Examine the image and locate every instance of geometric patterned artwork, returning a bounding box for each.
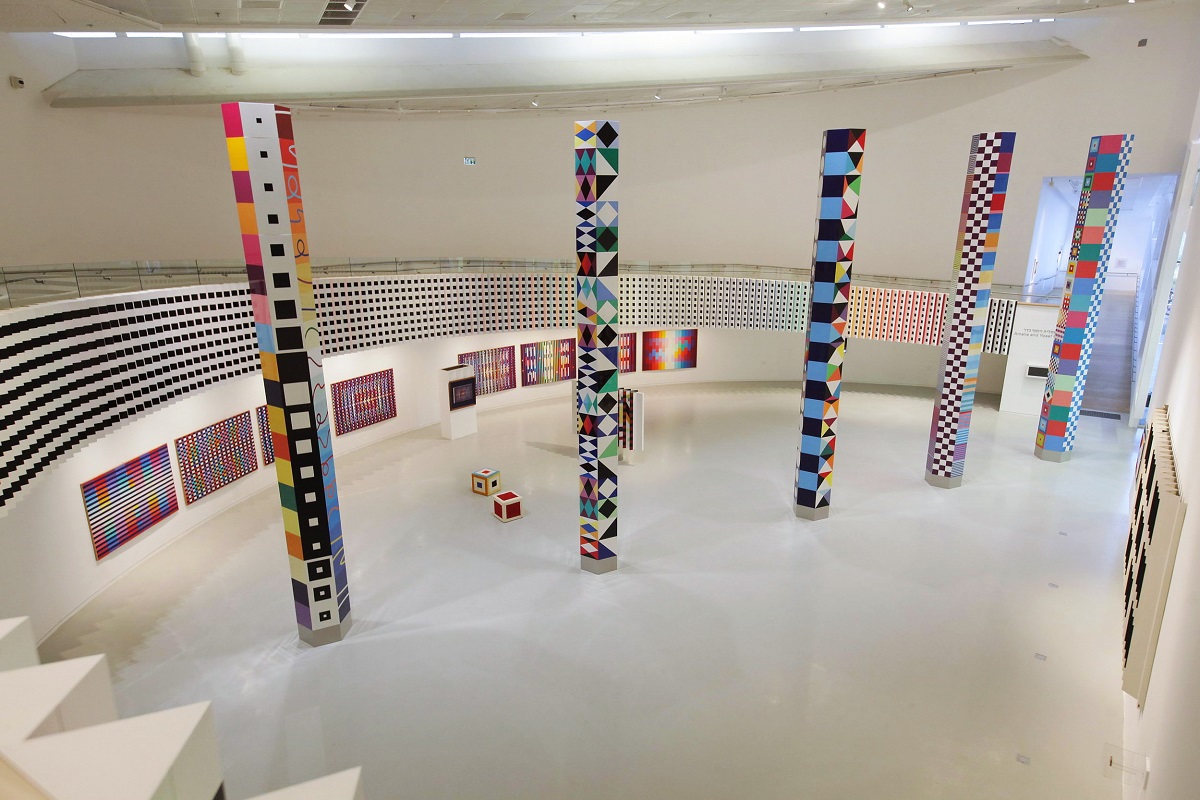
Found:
[1123,406,1187,707]
[845,286,947,345]
[794,128,865,520]
[222,101,351,647]
[331,369,397,435]
[617,331,638,373]
[256,404,275,465]
[642,329,698,370]
[1036,133,1134,461]
[81,444,178,561]
[927,131,1017,488]
[174,410,259,504]
[575,119,620,574]
[620,274,809,331]
[520,338,576,386]
[458,346,517,395]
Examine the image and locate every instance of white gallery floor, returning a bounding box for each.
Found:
[42,383,1138,800]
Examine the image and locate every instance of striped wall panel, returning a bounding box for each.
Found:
[81,444,178,560]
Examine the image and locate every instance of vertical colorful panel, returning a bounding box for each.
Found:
[222,102,351,646]
[256,404,275,465]
[845,286,946,346]
[575,119,620,574]
[175,410,259,504]
[926,132,1017,487]
[520,338,576,386]
[81,444,178,560]
[641,329,698,370]
[618,331,637,373]
[331,369,397,435]
[457,346,517,394]
[794,128,865,520]
[1036,134,1134,461]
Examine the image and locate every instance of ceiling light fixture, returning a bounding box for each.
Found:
[343,2,354,11]
[654,90,661,100]
[531,97,539,107]
[904,1,914,10]
[877,2,886,8]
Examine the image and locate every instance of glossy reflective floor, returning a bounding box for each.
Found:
[43,383,1137,800]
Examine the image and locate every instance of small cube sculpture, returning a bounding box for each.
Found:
[492,491,523,522]
[471,468,501,496]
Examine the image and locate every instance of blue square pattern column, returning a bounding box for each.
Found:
[795,128,865,521]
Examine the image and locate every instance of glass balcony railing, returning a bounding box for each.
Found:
[0,258,1059,310]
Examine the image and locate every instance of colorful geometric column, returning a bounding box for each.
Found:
[794,128,865,520]
[1035,134,1134,461]
[575,120,620,573]
[926,132,1017,488]
[222,102,351,646]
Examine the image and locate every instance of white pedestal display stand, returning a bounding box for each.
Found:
[441,365,478,440]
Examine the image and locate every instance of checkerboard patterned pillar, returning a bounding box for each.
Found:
[926,132,1016,488]
[795,128,865,520]
[1035,134,1134,462]
[575,120,620,573]
[222,103,351,645]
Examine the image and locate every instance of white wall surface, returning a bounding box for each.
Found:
[1125,124,1200,799]
[1,6,1199,289]
[1000,303,1059,415]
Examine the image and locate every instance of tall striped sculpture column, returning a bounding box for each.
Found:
[575,120,620,573]
[926,132,1017,488]
[222,103,351,645]
[795,128,865,520]
[1035,134,1134,462]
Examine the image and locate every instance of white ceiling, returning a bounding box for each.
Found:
[0,0,1151,31]
[4,0,1160,114]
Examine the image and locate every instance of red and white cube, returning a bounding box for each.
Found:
[492,491,523,522]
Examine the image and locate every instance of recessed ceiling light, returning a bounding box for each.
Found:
[654,91,661,100]
[877,1,886,8]
[343,2,354,10]
[531,97,539,107]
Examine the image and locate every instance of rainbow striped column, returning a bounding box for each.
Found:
[1035,134,1134,462]
[795,128,865,520]
[926,132,1016,488]
[575,120,620,574]
[222,103,351,646]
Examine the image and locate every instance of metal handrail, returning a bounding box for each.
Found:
[0,258,1058,310]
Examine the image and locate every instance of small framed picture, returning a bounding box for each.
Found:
[448,377,477,410]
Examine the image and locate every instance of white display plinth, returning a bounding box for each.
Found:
[0,655,118,744]
[999,303,1059,415]
[440,365,478,440]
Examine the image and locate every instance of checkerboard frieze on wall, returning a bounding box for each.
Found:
[794,128,865,521]
[576,119,620,575]
[222,101,351,647]
[926,131,1017,489]
[1035,133,1134,462]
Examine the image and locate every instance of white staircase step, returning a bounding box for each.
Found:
[0,655,118,744]
[1,702,222,800]
[244,768,364,800]
[0,618,38,671]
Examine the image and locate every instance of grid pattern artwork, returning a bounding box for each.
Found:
[175,411,258,504]
[982,297,1018,355]
[927,132,1017,484]
[521,338,576,386]
[794,128,865,518]
[1036,134,1135,459]
[223,101,350,646]
[81,444,178,560]
[845,286,946,345]
[575,119,620,572]
[0,286,257,511]
[331,369,397,435]
[0,273,1021,512]
[256,404,275,465]
[642,329,698,370]
[1123,406,1187,706]
[458,346,517,394]
[618,332,637,373]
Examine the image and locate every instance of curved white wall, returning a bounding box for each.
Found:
[1,6,1199,286]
